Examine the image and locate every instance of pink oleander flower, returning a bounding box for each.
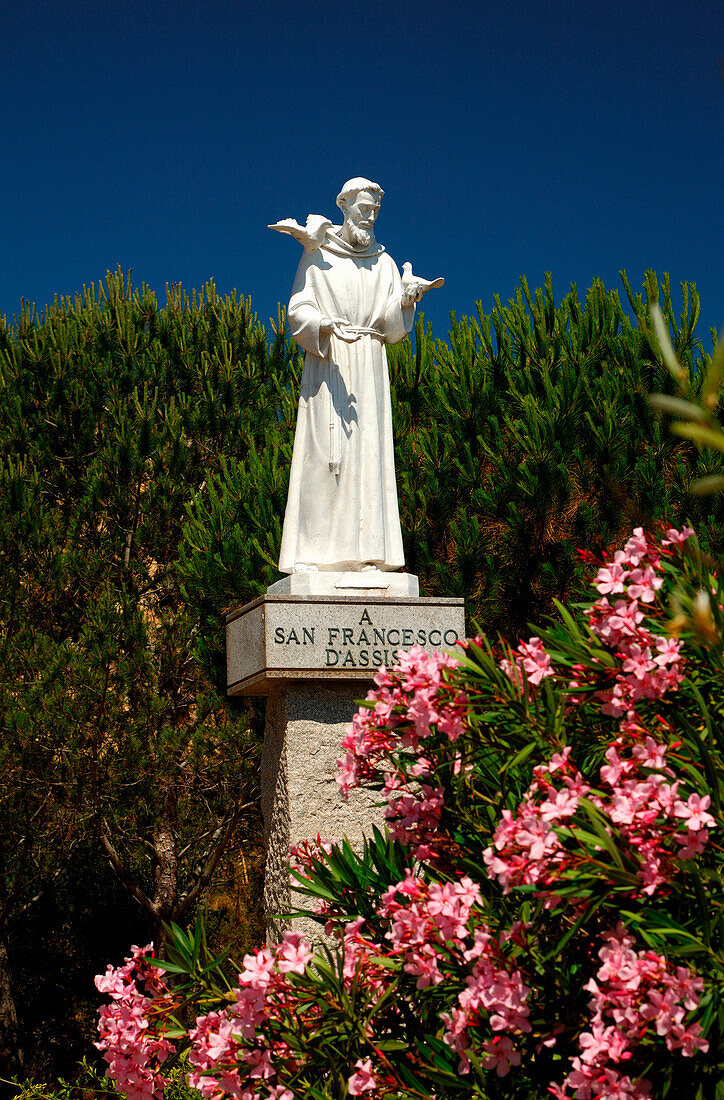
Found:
[661,525,695,547]
[239,946,275,990]
[501,635,555,689]
[348,1057,376,1094]
[380,875,532,1073]
[673,793,715,831]
[626,565,664,603]
[622,527,652,567]
[596,560,629,595]
[587,596,646,649]
[275,931,313,975]
[482,1034,521,1076]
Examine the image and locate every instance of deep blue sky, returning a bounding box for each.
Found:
[2,0,722,342]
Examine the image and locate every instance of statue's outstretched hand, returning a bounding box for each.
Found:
[401,261,445,307]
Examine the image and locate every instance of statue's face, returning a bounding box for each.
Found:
[341,189,381,248]
[345,190,380,232]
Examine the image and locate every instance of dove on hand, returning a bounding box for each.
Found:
[400,261,445,306]
[268,214,333,252]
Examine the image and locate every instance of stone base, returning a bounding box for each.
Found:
[261,682,383,943]
[227,591,467,942]
[267,570,419,597]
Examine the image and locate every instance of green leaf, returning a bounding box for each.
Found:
[671,421,724,454]
[542,891,609,961]
[691,474,724,495]
[501,741,538,773]
[145,957,195,976]
[571,801,625,871]
[647,394,710,422]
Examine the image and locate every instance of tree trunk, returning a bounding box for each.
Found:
[0,931,23,1074]
[152,787,178,953]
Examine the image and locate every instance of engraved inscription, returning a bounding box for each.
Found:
[269,605,461,671]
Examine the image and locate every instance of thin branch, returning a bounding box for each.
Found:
[175,800,257,918]
[123,475,143,569]
[98,827,156,916]
[178,827,215,861]
[13,861,67,919]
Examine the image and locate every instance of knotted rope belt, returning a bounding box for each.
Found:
[328,322,385,474]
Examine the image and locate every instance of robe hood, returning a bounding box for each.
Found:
[320,225,386,259]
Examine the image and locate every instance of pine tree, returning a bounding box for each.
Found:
[387,270,723,636]
[0,273,300,1068]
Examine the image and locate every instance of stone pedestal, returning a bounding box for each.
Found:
[260,682,383,942]
[226,590,465,938]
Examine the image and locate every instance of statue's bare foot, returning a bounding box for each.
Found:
[360,563,379,572]
[293,562,319,573]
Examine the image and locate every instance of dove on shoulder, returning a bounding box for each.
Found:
[268,215,333,252]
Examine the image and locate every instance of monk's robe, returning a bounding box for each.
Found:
[278,228,414,574]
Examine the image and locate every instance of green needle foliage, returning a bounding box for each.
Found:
[0,266,720,1078]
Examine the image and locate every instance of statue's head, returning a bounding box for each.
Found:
[336,177,384,249]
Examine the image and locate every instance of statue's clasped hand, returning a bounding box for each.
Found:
[320,317,365,343]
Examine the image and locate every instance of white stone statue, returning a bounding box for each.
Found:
[269,178,444,583]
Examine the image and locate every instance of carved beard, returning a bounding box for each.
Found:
[348,223,372,249]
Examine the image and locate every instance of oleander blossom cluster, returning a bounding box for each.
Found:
[188,933,312,1100]
[288,834,333,875]
[327,916,394,999]
[500,527,687,718]
[483,747,591,898]
[337,645,466,791]
[488,526,714,901]
[586,527,689,717]
[551,925,708,1099]
[500,635,555,690]
[376,872,531,1074]
[94,944,175,1100]
[337,645,467,858]
[483,730,716,899]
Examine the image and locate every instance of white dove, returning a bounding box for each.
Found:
[401,261,445,304]
[268,214,333,252]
